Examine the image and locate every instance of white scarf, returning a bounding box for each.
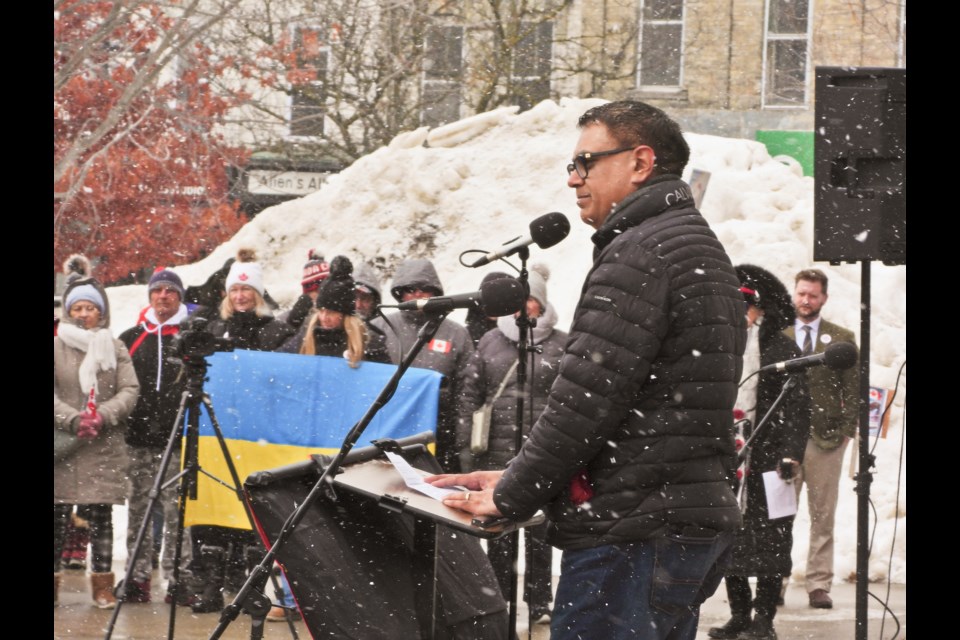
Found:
[496,302,559,345]
[58,322,117,398]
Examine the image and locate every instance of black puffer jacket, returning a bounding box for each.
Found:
[494,176,746,550]
[207,311,294,352]
[457,304,568,471]
[305,325,391,364]
[119,306,189,448]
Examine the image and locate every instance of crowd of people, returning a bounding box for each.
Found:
[54,99,861,640]
[53,243,557,622]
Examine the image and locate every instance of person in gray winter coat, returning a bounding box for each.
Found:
[370,258,474,472]
[55,276,140,608]
[352,261,382,321]
[457,264,565,621]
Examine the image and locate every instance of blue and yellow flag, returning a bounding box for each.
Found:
[183,350,442,528]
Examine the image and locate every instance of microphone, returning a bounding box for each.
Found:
[468,212,571,268]
[758,341,858,373]
[394,276,526,316]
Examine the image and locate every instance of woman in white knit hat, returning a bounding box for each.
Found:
[190,248,295,614]
[206,248,294,352]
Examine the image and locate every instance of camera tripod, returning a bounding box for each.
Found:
[104,349,297,640]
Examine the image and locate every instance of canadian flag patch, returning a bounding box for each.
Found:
[428,339,452,354]
[238,273,249,281]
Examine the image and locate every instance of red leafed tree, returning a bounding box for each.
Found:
[54,0,247,284]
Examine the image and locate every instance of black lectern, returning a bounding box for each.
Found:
[245,435,542,639]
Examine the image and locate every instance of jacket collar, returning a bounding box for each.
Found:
[590,174,693,251]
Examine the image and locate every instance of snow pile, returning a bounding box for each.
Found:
[107,98,905,583]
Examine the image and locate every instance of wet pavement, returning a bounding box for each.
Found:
[54,562,905,639]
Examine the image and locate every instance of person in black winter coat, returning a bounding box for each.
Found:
[708,264,812,640]
[457,264,565,621]
[298,256,390,365]
[277,249,329,331]
[429,101,745,640]
[205,249,294,351]
[185,255,281,324]
[118,268,195,604]
[191,248,294,613]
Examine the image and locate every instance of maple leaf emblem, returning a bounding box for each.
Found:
[239,273,249,281]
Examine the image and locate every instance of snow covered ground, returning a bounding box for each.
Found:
[106,98,905,585]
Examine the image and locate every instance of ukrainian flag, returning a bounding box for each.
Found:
[183,349,442,528]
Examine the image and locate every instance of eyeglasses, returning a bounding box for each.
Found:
[566,147,636,179]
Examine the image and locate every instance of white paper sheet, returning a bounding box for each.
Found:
[762,470,798,519]
[384,451,465,501]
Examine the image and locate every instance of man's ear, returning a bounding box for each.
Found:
[630,145,657,186]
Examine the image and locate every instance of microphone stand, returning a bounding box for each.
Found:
[505,247,533,640]
[738,374,803,466]
[207,312,450,640]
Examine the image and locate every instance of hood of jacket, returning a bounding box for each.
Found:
[353,262,383,304]
[389,259,444,301]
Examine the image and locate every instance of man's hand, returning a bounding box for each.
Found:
[425,470,506,517]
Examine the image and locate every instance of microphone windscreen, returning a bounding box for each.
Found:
[530,212,571,249]
[479,277,526,317]
[824,341,858,370]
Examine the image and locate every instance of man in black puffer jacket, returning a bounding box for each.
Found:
[429,101,746,640]
[119,268,194,604]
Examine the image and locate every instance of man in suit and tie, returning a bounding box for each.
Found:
[784,268,859,609]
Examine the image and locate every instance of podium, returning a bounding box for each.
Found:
[244,435,542,639]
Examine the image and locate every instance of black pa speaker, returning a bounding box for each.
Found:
[814,66,906,265]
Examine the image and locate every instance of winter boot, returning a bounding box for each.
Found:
[707,614,751,639]
[60,520,77,567]
[739,613,778,640]
[90,572,118,609]
[708,576,753,639]
[117,576,151,603]
[165,579,200,607]
[266,605,302,622]
[54,573,62,607]
[190,545,226,614]
[63,514,91,570]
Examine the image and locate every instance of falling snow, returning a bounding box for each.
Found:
[103,98,904,584]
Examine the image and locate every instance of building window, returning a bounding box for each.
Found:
[763,0,811,107]
[637,0,684,89]
[509,21,553,111]
[421,25,463,127]
[289,26,328,137]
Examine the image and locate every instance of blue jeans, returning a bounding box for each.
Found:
[551,531,733,640]
[277,571,295,607]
